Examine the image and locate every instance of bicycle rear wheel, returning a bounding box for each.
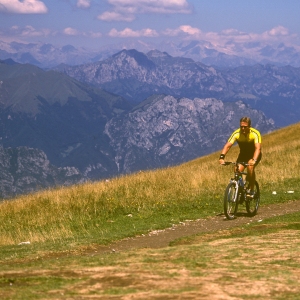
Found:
[246,181,260,216]
[224,182,239,220]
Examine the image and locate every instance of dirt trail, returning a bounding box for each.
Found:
[102,200,300,253]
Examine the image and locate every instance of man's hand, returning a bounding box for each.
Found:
[219,153,226,165]
[219,159,225,165]
[248,158,256,166]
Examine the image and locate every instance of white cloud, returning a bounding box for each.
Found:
[178,25,201,35]
[63,27,103,38]
[98,11,135,22]
[162,25,202,37]
[267,25,289,36]
[0,0,48,14]
[98,0,191,22]
[63,27,80,36]
[21,25,51,37]
[4,25,51,38]
[217,26,294,44]
[165,25,247,42]
[77,0,91,9]
[160,25,300,50]
[108,27,158,38]
[1,24,102,41]
[106,25,297,47]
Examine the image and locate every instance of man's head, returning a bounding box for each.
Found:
[240,116,251,126]
[240,116,251,135]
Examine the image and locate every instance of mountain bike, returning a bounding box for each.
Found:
[222,162,260,220]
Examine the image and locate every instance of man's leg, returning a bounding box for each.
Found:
[247,165,255,191]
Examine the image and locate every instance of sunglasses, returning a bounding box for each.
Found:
[240,126,249,129]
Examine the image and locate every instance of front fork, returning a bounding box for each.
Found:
[230,180,240,203]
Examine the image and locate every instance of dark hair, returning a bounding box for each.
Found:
[240,116,251,126]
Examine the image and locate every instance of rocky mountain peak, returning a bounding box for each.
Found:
[112,49,156,70]
[105,94,275,174]
[147,49,171,58]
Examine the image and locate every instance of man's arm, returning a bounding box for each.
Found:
[251,143,261,165]
[219,142,233,164]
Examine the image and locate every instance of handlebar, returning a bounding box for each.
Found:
[221,161,250,166]
[221,161,249,178]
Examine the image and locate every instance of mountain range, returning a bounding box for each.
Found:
[1,39,300,69]
[57,49,300,127]
[105,95,274,174]
[0,59,131,184]
[0,56,276,197]
[0,145,84,198]
[1,40,300,197]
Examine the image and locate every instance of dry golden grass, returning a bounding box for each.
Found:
[0,122,299,246]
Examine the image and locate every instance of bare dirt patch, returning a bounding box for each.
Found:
[56,225,300,299]
[2,200,300,299]
[103,200,300,253]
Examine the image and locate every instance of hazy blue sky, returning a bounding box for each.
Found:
[1,0,300,49]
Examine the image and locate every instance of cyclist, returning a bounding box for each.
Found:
[219,116,262,198]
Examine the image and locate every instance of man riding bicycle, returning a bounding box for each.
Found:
[219,116,262,198]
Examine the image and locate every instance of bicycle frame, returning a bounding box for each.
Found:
[225,161,248,191]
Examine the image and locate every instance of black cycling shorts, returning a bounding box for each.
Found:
[237,152,262,165]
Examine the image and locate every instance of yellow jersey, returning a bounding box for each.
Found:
[228,127,261,156]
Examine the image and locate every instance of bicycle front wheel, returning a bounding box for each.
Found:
[246,181,260,216]
[224,182,239,220]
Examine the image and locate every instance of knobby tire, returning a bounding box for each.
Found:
[245,180,260,216]
[224,182,239,220]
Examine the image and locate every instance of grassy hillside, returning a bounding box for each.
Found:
[1,122,300,299]
[0,122,299,248]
